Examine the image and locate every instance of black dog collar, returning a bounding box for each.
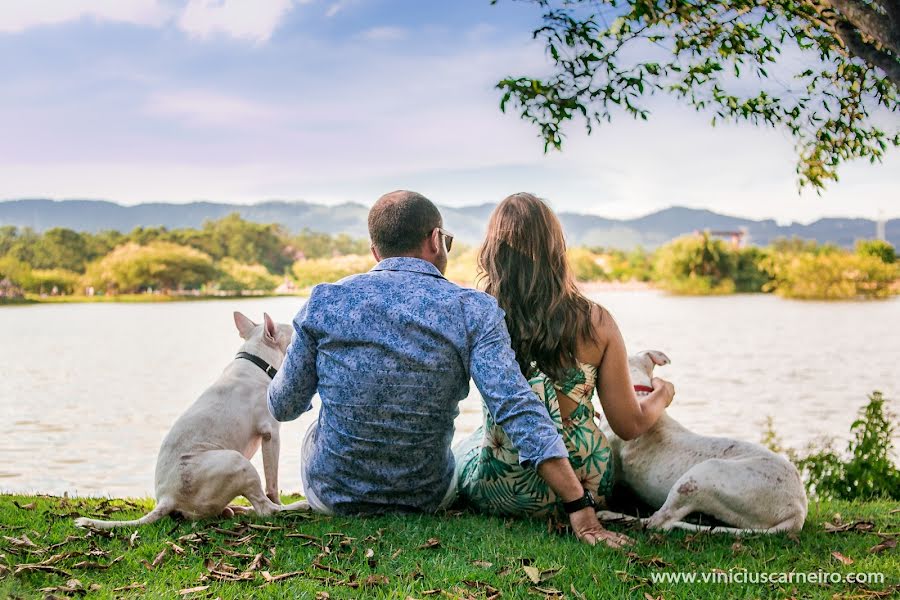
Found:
[235,352,278,379]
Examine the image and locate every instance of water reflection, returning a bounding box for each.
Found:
[1,292,897,497]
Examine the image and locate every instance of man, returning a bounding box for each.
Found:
[268,190,617,545]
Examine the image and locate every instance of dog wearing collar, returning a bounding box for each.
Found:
[75,312,309,529]
[598,350,807,534]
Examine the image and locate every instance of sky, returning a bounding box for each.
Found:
[0,0,897,225]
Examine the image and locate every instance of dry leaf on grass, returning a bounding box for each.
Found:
[3,534,38,549]
[868,539,897,554]
[178,584,210,596]
[72,555,124,570]
[626,551,670,568]
[260,570,304,583]
[248,524,283,531]
[142,548,168,570]
[417,538,442,550]
[824,520,875,533]
[13,563,71,577]
[831,551,854,565]
[112,582,146,592]
[531,585,564,598]
[472,559,493,568]
[166,541,186,555]
[363,574,389,586]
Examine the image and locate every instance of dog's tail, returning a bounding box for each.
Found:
[597,510,800,536]
[74,499,174,530]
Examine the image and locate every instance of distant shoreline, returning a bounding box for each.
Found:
[1,281,658,306]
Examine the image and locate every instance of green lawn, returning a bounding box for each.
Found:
[1,495,897,599]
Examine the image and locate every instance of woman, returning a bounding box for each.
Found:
[454,193,675,517]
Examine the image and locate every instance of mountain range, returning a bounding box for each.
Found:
[0,199,895,250]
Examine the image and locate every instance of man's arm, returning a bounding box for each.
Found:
[267,296,319,422]
[468,301,619,546]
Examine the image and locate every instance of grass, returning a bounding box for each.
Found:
[0,495,897,599]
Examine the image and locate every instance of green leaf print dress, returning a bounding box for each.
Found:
[453,361,614,517]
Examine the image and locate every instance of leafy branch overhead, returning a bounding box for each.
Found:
[494,0,899,190]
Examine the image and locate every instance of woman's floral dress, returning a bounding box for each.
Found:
[454,362,614,517]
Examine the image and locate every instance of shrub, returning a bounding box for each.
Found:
[216,259,280,292]
[567,248,607,282]
[762,252,897,299]
[856,239,896,264]
[794,392,900,501]
[82,242,216,294]
[733,247,772,293]
[22,268,80,295]
[291,255,376,288]
[653,233,738,294]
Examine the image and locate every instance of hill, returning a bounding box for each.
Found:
[0,199,895,249]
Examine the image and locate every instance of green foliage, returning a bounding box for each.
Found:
[761,250,898,299]
[292,255,376,288]
[733,246,773,293]
[22,268,81,295]
[0,255,32,287]
[566,247,608,281]
[495,0,898,190]
[795,392,900,501]
[856,239,896,264]
[290,229,370,259]
[216,258,281,292]
[653,233,740,294]
[82,242,217,294]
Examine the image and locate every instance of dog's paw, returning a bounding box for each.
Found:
[73,517,92,529]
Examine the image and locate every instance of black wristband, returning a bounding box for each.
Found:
[563,489,597,514]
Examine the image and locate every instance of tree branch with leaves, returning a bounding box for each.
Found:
[494,0,899,190]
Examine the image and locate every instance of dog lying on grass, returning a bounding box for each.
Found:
[75,312,309,529]
[598,350,808,534]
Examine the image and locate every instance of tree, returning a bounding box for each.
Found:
[83,242,216,294]
[653,232,739,293]
[494,0,899,189]
[856,238,896,262]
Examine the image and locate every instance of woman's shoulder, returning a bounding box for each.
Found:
[578,302,616,364]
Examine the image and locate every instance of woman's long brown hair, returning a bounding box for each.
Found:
[478,193,599,381]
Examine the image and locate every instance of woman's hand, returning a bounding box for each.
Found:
[569,507,633,548]
[652,377,675,407]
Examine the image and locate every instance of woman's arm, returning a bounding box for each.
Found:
[592,308,674,440]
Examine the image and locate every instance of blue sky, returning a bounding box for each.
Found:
[0,0,896,224]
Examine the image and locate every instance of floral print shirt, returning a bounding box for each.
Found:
[267,257,568,515]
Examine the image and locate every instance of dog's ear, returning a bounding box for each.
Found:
[645,350,671,366]
[234,312,257,339]
[263,313,278,344]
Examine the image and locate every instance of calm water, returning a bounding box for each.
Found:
[1,292,897,498]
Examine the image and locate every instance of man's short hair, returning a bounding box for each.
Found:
[368,191,442,257]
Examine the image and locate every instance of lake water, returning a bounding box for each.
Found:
[1,292,897,498]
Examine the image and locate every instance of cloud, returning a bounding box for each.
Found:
[357,26,407,42]
[177,0,297,43]
[325,0,362,18]
[0,0,171,32]
[143,89,281,126]
[0,0,304,42]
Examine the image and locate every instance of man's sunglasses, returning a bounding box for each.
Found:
[436,227,454,253]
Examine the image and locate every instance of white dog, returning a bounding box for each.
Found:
[598,351,807,534]
[75,312,309,529]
